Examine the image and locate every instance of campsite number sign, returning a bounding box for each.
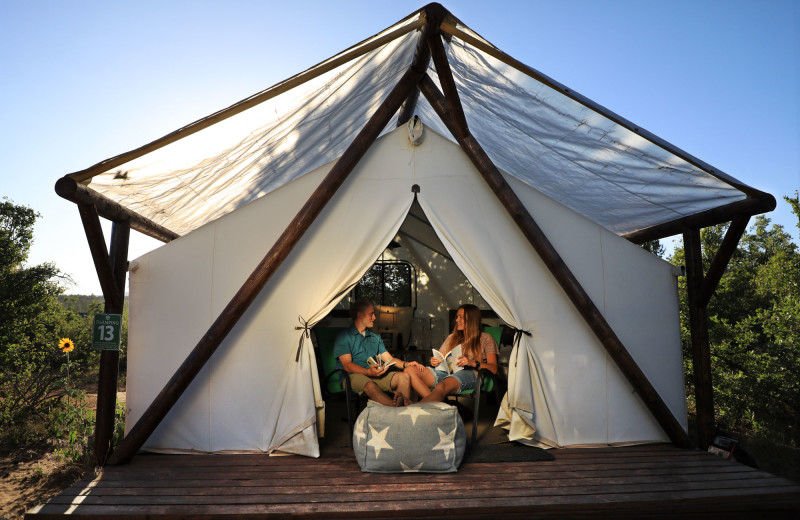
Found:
[92,313,122,351]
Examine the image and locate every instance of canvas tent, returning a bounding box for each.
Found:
[55,3,775,463]
[124,127,687,456]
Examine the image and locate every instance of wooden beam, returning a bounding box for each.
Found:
[419,72,691,448]
[77,204,121,310]
[428,30,468,140]
[396,5,443,126]
[107,66,423,465]
[94,219,129,465]
[683,227,715,449]
[57,177,179,243]
[698,215,749,308]
[439,20,772,202]
[623,197,774,244]
[67,16,426,183]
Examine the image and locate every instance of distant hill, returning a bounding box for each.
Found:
[59,294,130,314]
[58,294,105,313]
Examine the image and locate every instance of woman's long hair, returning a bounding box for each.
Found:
[444,304,483,362]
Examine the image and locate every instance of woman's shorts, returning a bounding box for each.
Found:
[429,367,477,392]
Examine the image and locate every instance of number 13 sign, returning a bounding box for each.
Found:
[92,314,122,351]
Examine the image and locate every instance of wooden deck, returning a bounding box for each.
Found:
[27,444,800,518]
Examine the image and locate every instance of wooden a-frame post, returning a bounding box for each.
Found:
[421,29,692,447]
[105,49,438,465]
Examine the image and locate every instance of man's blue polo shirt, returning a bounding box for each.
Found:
[333,325,387,371]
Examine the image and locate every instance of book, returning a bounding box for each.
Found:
[366,356,397,370]
[431,344,464,374]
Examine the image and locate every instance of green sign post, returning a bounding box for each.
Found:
[92,313,122,351]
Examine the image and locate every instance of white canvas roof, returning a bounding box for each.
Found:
[72,6,763,238]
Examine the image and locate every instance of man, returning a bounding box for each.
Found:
[334,300,418,406]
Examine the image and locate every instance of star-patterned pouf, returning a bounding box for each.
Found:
[353,400,466,473]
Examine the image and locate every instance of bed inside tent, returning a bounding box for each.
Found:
[124,125,687,458]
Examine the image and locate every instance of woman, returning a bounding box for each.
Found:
[404,304,498,403]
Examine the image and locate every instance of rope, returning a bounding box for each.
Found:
[294,315,311,362]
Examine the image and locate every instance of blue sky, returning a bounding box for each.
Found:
[2,0,798,294]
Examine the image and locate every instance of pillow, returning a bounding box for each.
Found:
[353,401,466,473]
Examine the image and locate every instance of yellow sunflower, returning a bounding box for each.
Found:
[58,338,75,353]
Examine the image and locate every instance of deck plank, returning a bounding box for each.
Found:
[26,445,800,519]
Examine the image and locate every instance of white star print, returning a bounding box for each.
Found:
[367,425,393,458]
[430,401,452,411]
[431,426,457,461]
[353,417,367,446]
[400,461,424,472]
[398,406,431,426]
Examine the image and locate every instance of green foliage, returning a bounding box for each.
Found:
[0,200,69,431]
[0,200,130,443]
[671,198,800,446]
[49,389,95,464]
[57,294,105,314]
[113,400,126,448]
[639,239,666,258]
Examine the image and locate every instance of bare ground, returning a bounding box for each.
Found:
[0,391,125,519]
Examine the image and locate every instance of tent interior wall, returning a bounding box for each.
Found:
[53,3,777,465]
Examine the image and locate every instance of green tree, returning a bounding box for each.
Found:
[639,239,666,258]
[0,200,93,441]
[671,196,800,445]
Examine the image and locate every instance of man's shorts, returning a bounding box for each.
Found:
[348,371,396,395]
[428,367,478,392]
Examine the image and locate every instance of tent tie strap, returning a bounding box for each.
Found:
[511,327,532,367]
[294,315,312,362]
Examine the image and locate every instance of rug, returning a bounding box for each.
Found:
[464,441,554,463]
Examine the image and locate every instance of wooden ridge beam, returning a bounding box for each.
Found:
[699,215,749,308]
[67,15,426,183]
[77,204,122,310]
[396,4,444,126]
[94,220,130,465]
[56,177,179,243]
[419,70,691,448]
[107,65,423,465]
[623,197,774,244]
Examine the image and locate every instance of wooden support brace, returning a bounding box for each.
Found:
[683,227,715,449]
[107,66,423,465]
[623,198,773,244]
[699,215,750,308]
[419,71,691,448]
[77,205,122,310]
[58,177,179,243]
[94,220,129,465]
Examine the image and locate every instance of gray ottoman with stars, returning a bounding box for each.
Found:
[352,400,466,473]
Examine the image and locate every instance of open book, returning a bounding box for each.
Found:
[431,345,464,374]
[366,356,396,370]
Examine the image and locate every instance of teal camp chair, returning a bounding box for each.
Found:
[450,325,502,444]
[314,326,363,443]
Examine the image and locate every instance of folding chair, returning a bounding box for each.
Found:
[313,326,365,444]
[448,325,503,444]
